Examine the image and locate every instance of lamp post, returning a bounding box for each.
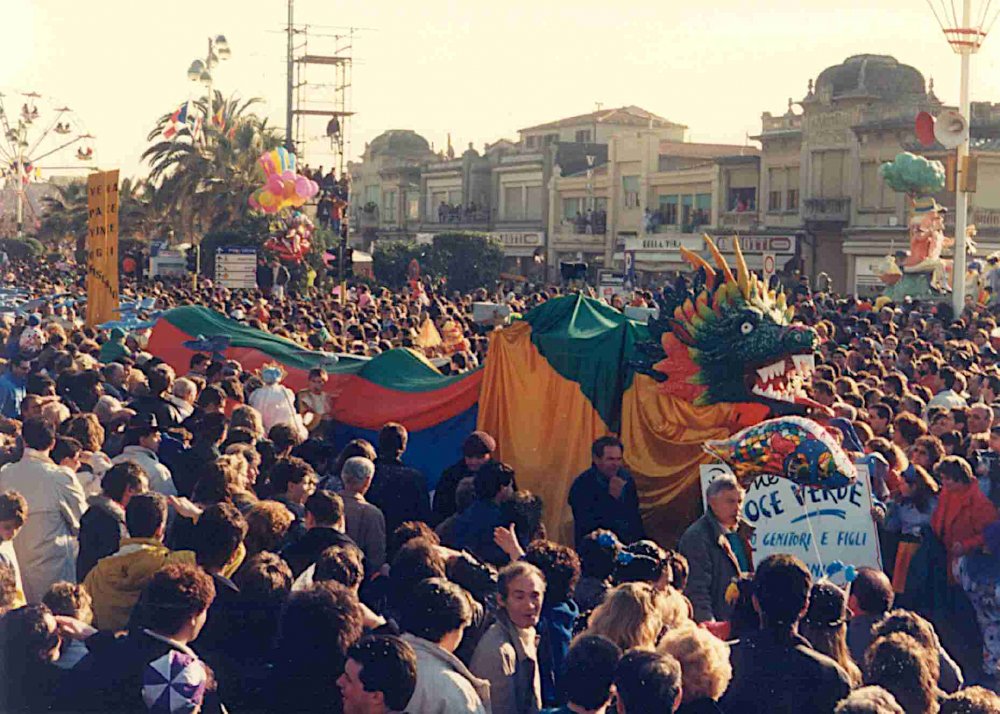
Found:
[184,34,230,289]
[186,34,231,126]
[926,0,997,314]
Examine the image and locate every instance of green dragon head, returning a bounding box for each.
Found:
[635,235,819,410]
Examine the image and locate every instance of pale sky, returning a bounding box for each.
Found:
[7,0,1000,181]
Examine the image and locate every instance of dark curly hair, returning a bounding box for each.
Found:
[525,540,580,604]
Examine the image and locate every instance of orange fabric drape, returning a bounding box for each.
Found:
[621,374,745,545]
[478,322,609,545]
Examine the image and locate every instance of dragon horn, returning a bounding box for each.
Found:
[731,234,751,298]
[702,234,734,283]
[680,246,716,282]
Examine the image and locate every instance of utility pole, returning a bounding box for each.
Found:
[285,0,295,152]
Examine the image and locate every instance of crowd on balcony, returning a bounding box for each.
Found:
[642,207,711,234]
[437,202,490,224]
[571,209,608,234]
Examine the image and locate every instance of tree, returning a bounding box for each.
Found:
[372,241,427,287]
[428,232,503,293]
[142,92,282,242]
[35,181,88,250]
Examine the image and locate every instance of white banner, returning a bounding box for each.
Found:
[699,463,881,585]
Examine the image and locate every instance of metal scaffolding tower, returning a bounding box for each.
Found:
[287,18,356,176]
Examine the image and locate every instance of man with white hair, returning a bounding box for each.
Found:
[678,473,754,623]
[340,456,386,571]
[168,377,198,421]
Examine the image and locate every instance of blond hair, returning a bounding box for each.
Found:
[658,585,691,631]
[583,582,665,651]
[658,624,732,702]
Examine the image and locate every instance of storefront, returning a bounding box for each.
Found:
[621,234,705,283]
[710,234,800,275]
[491,231,546,278]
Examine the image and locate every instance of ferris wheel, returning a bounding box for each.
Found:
[0,89,98,236]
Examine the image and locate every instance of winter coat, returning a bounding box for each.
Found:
[342,492,387,571]
[678,510,754,622]
[403,633,491,714]
[113,445,177,497]
[0,449,87,602]
[83,537,196,631]
[537,600,579,707]
[568,466,644,547]
[470,610,541,714]
[369,456,431,536]
[55,628,225,712]
[77,494,127,581]
[932,483,999,582]
[279,526,357,577]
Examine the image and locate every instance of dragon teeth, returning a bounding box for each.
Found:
[792,354,815,375]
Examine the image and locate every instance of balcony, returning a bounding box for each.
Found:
[718,211,759,230]
[804,197,850,223]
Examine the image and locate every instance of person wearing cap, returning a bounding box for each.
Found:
[98,327,130,365]
[433,431,497,525]
[111,413,177,497]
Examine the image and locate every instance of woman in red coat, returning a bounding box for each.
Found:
[932,456,1000,581]
[931,455,999,681]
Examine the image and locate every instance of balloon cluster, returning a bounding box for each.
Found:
[263,211,313,263]
[248,147,319,214]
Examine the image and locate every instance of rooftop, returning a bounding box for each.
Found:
[519,105,687,132]
[658,140,759,158]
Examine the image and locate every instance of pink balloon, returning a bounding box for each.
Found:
[294,176,311,197]
[266,174,283,194]
[281,170,296,182]
[309,180,319,196]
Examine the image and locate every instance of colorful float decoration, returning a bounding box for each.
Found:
[248,147,320,215]
[704,415,858,489]
[263,211,314,264]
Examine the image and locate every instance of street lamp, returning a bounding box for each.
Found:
[926,0,999,314]
[187,34,231,121]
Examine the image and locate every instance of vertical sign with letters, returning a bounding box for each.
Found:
[86,170,120,327]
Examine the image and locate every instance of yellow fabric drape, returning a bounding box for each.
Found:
[478,322,609,545]
[415,319,443,349]
[621,374,741,545]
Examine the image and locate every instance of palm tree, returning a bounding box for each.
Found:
[142,92,282,241]
[36,181,89,249]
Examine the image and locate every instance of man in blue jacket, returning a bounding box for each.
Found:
[568,436,644,547]
[450,461,515,566]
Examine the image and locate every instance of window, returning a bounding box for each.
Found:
[787,167,800,211]
[544,134,560,147]
[575,129,592,143]
[525,186,543,219]
[525,136,536,149]
[768,167,785,213]
[563,197,583,220]
[504,186,523,220]
[860,161,879,209]
[681,195,694,232]
[364,185,379,206]
[382,190,396,222]
[623,175,640,209]
[430,191,447,221]
[694,193,711,228]
[816,150,847,198]
[406,191,420,220]
[727,188,756,212]
[658,195,678,225]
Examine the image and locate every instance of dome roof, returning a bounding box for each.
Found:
[366,129,432,159]
[815,55,926,102]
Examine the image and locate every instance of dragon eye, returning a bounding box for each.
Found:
[741,321,755,335]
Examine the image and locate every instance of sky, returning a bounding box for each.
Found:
[7,0,1000,181]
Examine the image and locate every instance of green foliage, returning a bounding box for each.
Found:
[880,152,946,195]
[372,241,428,287]
[0,237,44,260]
[142,92,283,241]
[428,232,503,293]
[304,226,339,274]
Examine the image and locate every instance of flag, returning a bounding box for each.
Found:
[163,102,189,139]
[192,116,204,142]
[212,106,224,128]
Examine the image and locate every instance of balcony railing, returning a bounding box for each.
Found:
[803,197,850,223]
[718,211,759,229]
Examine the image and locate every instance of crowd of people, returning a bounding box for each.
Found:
[2,251,1000,713]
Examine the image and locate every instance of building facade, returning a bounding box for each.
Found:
[754,54,1000,296]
